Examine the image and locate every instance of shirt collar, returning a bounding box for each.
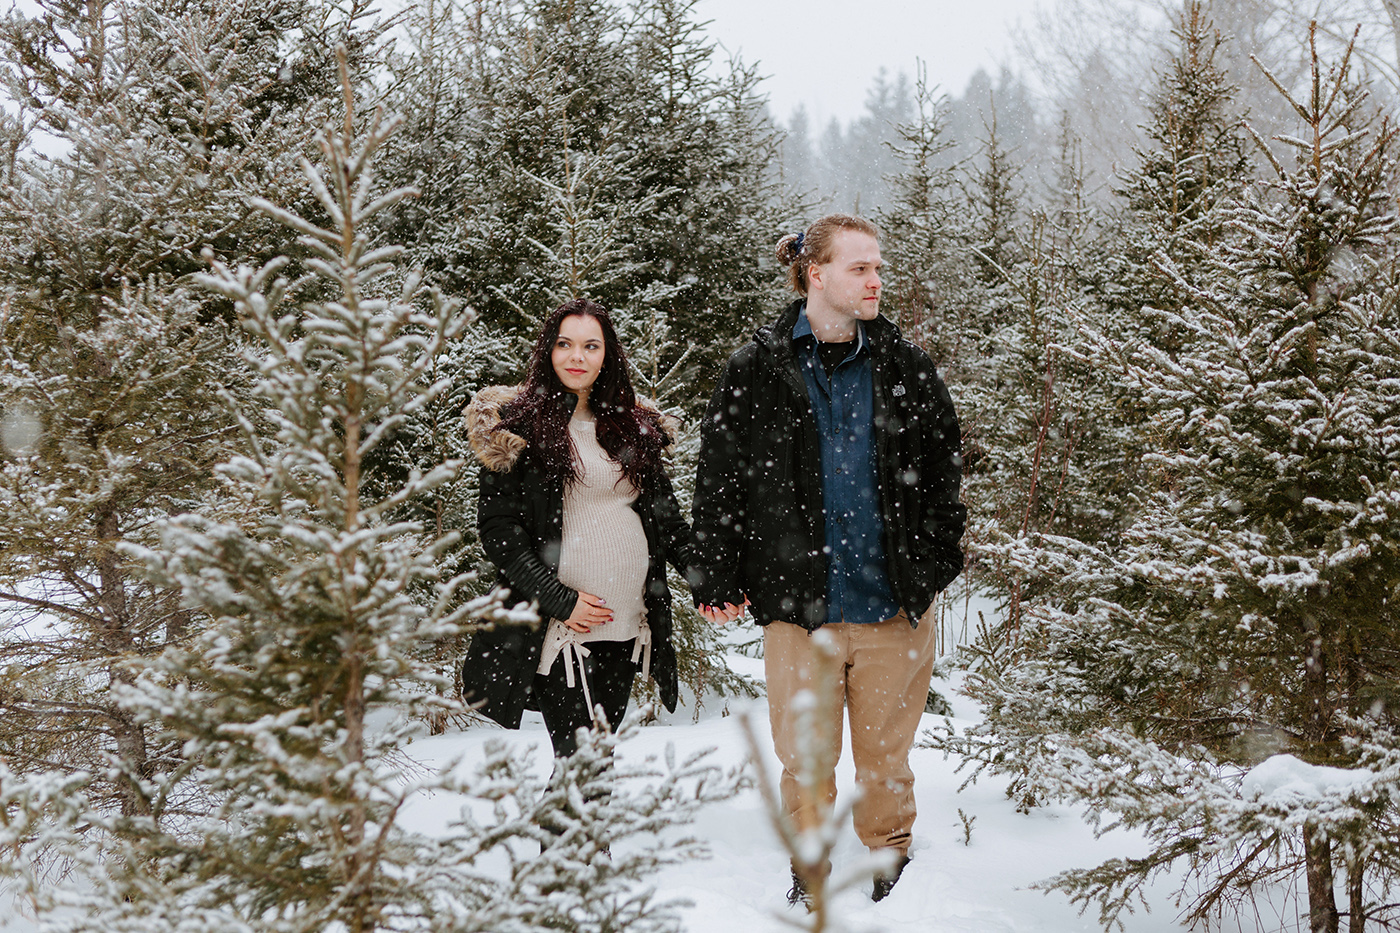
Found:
[792,304,866,352]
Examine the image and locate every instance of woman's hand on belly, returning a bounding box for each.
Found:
[563,590,613,632]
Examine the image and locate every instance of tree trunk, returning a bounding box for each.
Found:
[1349,857,1365,933]
[1381,0,1400,91]
[112,707,152,818]
[1304,825,1340,933]
[95,508,131,652]
[97,507,152,817]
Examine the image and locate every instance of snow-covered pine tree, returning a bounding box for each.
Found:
[378,0,784,407]
[0,0,382,307]
[943,67,1044,183]
[109,69,477,932]
[937,25,1400,932]
[965,98,1023,293]
[1102,2,1253,331]
[875,65,968,356]
[960,172,1125,627]
[373,0,778,709]
[0,0,377,821]
[0,60,742,933]
[379,0,631,335]
[928,3,1252,807]
[356,327,517,731]
[1052,2,1258,565]
[624,0,789,389]
[877,66,1120,636]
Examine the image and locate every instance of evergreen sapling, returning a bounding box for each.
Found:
[933,25,1400,932]
[1,57,742,933]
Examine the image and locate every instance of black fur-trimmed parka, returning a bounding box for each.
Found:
[460,385,700,727]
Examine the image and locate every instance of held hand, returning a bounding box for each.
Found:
[726,597,750,622]
[564,591,612,633]
[699,596,748,625]
[698,604,726,625]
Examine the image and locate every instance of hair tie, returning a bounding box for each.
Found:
[793,232,805,256]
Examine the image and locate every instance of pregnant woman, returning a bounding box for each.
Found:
[461,298,699,757]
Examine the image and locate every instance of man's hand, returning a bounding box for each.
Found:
[564,591,612,633]
[698,598,748,625]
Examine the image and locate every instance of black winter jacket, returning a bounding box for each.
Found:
[460,385,699,727]
[692,301,966,629]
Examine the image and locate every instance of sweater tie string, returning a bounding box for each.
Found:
[631,622,652,681]
[560,638,595,715]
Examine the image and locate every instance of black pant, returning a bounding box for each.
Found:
[532,639,638,757]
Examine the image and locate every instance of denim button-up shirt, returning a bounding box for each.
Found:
[793,308,901,625]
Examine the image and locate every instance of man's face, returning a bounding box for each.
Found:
[810,230,883,321]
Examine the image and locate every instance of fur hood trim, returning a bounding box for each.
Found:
[465,384,682,472]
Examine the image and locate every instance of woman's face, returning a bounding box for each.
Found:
[551,313,607,398]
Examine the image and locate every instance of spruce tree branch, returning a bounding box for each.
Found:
[1318,25,1360,120]
[0,590,107,629]
[1250,55,1311,124]
[250,195,342,245]
[1183,833,1280,925]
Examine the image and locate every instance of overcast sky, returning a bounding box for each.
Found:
[695,0,1045,126]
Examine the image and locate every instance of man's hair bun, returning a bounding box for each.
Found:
[776,232,803,266]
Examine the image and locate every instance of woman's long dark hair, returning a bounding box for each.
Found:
[496,299,667,490]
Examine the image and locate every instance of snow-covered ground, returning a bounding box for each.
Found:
[389,664,1189,933]
[1,598,1196,932]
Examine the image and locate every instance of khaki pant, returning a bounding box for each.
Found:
[763,610,937,854]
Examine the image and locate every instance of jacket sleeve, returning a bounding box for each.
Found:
[691,350,752,607]
[915,354,968,596]
[477,462,579,622]
[651,468,704,589]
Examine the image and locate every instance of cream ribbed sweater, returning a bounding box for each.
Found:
[536,415,650,679]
